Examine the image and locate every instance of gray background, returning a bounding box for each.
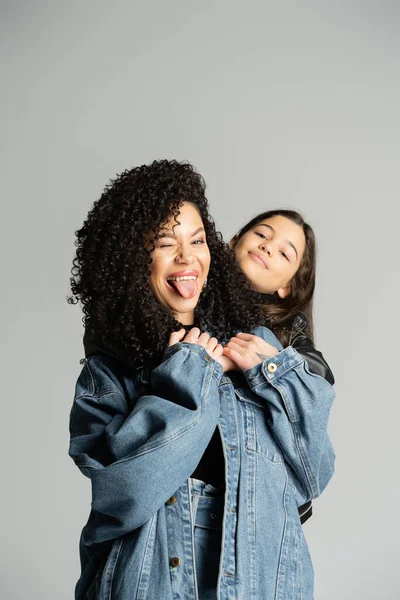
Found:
[1,1,399,598]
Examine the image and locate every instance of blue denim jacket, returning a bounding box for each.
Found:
[69,326,335,599]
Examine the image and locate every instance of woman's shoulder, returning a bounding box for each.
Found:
[74,354,144,400]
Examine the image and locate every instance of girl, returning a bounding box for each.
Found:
[228,209,335,523]
[68,161,334,599]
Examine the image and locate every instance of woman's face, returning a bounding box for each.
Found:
[231,215,306,296]
[148,202,211,325]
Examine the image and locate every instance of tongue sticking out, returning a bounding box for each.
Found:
[169,279,199,299]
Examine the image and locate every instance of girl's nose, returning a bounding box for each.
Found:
[260,241,273,256]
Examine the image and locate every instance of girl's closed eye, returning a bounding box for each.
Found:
[192,238,206,245]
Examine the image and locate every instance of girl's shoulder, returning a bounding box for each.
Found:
[290,312,309,333]
[285,313,312,348]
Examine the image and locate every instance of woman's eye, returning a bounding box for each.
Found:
[192,239,206,245]
[280,251,289,261]
[255,232,267,240]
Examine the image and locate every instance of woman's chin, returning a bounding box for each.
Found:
[167,295,200,321]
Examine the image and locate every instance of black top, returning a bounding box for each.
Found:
[191,427,225,488]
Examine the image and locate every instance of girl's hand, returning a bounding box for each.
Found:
[216,354,239,373]
[168,328,224,361]
[222,333,279,371]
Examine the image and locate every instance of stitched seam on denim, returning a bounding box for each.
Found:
[108,539,124,600]
[219,392,238,581]
[247,411,257,600]
[74,389,125,402]
[234,390,264,408]
[79,420,202,468]
[248,379,296,423]
[274,383,316,498]
[293,524,299,600]
[188,479,200,600]
[136,515,157,600]
[86,360,96,395]
[260,356,305,383]
[274,470,289,600]
[246,446,286,464]
[216,424,225,599]
[75,359,127,400]
[73,419,202,470]
[293,422,318,498]
[75,360,96,397]
[164,342,216,363]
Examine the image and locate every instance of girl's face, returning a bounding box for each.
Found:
[148,202,211,325]
[231,215,306,297]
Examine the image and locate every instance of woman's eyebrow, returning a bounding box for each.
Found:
[258,223,298,259]
[157,226,205,239]
[191,227,205,237]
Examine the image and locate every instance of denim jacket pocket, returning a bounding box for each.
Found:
[235,389,285,463]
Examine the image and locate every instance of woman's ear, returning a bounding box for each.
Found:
[229,234,239,249]
[277,285,291,299]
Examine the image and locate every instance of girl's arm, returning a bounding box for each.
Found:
[69,342,223,548]
[289,314,335,385]
[226,326,335,504]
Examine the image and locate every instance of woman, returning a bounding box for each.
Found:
[227,209,335,523]
[68,160,335,599]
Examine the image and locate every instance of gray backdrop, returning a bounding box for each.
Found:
[2,1,399,598]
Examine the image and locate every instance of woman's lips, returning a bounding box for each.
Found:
[166,270,200,299]
[167,269,199,278]
[248,251,268,268]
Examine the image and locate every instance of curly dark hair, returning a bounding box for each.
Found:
[68,159,263,365]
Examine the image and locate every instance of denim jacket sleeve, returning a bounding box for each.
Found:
[243,326,335,503]
[69,342,223,547]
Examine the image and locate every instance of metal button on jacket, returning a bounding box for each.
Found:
[169,557,180,568]
[166,496,176,505]
[267,362,278,373]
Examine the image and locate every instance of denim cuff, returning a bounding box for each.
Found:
[244,346,304,389]
[163,342,224,384]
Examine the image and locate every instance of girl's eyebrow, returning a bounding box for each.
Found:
[257,223,298,259]
[157,226,205,239]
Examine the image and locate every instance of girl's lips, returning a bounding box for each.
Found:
[248,252,268,268]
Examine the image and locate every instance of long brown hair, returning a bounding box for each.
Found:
[233,209,317,346]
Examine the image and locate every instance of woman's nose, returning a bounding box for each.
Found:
[175,245,195,264]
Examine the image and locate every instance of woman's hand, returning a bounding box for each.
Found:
[168,328,224,361]
[222,332,279,371]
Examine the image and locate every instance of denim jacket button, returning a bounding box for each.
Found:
[267,362,278,373]
[166,495,177,505]
[170,557,180,568]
